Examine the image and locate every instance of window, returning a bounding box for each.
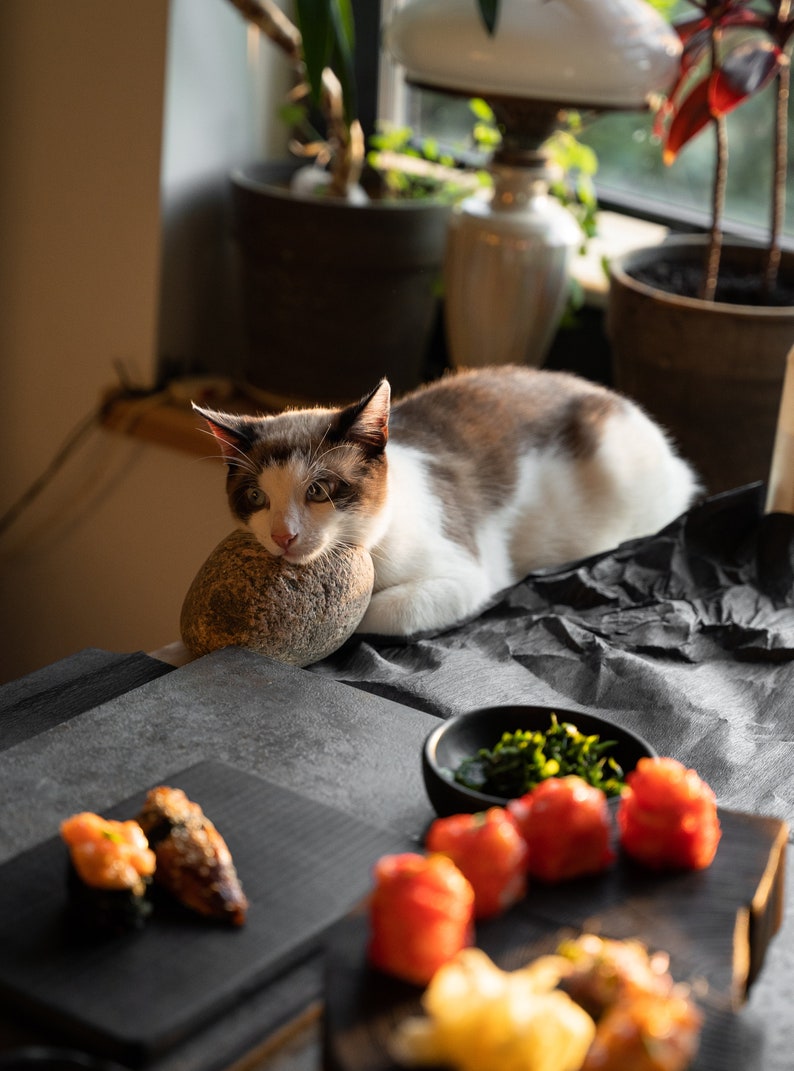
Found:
[581,91,794,242]
[378,0,794,246]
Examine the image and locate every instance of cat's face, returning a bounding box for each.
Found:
[196,382,390,564]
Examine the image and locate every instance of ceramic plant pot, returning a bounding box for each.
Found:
[607,237,794,495]
[231,162,452,406]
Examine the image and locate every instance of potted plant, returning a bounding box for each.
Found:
[606,0,794,494]
[224,0,496,405]
[225,0,607,403]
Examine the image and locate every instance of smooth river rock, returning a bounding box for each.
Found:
[181,529,374,667]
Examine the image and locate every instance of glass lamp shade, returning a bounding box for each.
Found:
[383,0,682,110]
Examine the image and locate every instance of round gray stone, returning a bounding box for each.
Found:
[181,529,374,667]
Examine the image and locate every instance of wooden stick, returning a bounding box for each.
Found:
[225,0,302,66]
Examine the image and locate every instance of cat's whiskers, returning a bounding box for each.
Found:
[196,428,261,478]
[307,442,354,469]
[306,426,333,471]
[196,453,232,466]
[365,547,388,567]
[228,459,261,479]
[223,453,261,479]
[303,458,349,509]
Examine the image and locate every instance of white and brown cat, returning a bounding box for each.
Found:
[196,366,699,637]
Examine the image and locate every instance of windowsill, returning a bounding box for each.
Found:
[572,210,669,308]
[102,210,669,456]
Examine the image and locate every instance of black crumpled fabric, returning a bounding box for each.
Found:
[311,484,794,827]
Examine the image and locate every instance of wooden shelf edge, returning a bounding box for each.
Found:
[102,393,216,458]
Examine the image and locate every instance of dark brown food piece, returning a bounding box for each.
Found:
[137,786,248,926]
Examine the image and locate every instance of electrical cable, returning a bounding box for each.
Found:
[0,406,107,539]
[0,371,246,540]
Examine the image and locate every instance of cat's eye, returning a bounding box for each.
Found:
[246,487,267,508]
[306,480,336,503]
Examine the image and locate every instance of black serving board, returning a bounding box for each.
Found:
[0,761,412,1067]
[324,809,788,1071]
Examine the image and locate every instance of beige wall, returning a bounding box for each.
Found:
[0,2,235,683]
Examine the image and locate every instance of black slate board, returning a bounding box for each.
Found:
[324,808,788,1071]
[0,761,412,1067]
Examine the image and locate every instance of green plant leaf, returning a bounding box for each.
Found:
[643,0,677,18]
[328,0,358,123]
[279,102,309,127]
[469,98,495,121]
[295,0,332,109]
[295,0,358,122]
[476,0,499,34]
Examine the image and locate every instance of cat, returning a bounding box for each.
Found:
[195,366,700,637]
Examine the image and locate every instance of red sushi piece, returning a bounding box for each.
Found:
[617,757,721,871]
[424,807,528,918]
[367,852,474,986]
[508,775,615,883]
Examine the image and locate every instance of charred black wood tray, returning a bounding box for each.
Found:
[324,808,788,1071]
[0,761,411,1067]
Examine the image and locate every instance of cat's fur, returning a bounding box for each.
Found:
[196,366,699,637]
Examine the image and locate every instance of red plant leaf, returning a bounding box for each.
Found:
[710,40,782,115]
[663,78,714,163]
[700,0,760,20]
[676,14,711,47]
[719,8,768,31]
[653,97,675,140]
[681,26,714,73]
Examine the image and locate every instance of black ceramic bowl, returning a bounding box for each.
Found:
[423,705,656,817]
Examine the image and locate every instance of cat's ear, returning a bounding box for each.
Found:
[193,404,255,465]
[338,380,390,453]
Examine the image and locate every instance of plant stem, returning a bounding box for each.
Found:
[701,25,726,302]
[764,54,790,298]
[701,114,726,302]
[226,0,302,63]
[319,69,364,196]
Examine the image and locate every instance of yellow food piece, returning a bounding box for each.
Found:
[391,948,595,1071]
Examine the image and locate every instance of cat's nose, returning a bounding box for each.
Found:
[272,530,297,551]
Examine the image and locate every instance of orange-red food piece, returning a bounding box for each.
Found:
[581,991,703,1071]
[424,807,528,918]
[559,934,703,1071]
[368,852,475,986]
[508,775,614,883]
[617,757,721,871]
[558,934,675,1019]
[60,812,155,893]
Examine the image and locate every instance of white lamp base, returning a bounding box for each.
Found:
[444,160,582,369]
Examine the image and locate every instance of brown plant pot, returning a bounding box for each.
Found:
[231,162,451,406]
[607,237,794,495]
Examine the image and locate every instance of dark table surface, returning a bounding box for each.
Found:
[1,483,792,1071]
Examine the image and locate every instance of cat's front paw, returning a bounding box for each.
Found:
[357,580,482,637]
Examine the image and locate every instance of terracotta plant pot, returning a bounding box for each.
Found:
[231,162,452,406]
[607,237,794,495]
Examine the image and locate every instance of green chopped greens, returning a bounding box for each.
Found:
[451,715,626,799]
